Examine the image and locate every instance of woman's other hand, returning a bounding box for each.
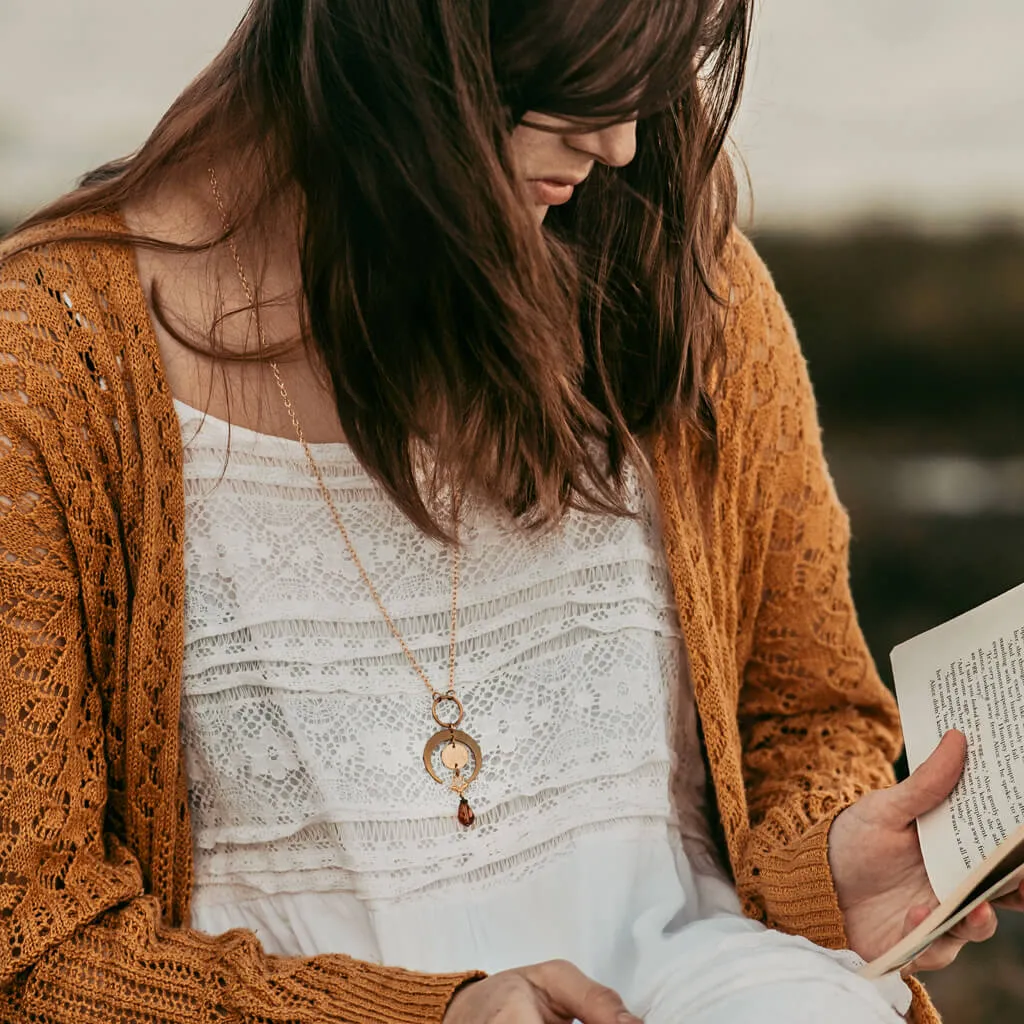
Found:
[828,729,1016,972]
[443,959,642,1023]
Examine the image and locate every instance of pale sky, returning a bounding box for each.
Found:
[1,0,1021,230]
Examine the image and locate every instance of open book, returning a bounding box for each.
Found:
[860,581,1024,980]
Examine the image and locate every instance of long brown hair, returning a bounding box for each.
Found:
[9,0,751,538]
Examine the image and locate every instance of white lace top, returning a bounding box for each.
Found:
[175,402,918,1022]
[176,399,744,1004]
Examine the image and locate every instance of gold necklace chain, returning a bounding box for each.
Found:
[208,168,481,826]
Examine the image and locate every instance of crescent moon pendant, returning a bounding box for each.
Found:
[423,729,483,787]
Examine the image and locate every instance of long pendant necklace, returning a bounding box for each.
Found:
[209,168,482,826]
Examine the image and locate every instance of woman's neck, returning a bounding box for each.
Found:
[121,165,347,444]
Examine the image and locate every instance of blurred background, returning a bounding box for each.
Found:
[1,1,1021,1019]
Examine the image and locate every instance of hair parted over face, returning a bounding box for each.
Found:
[14,0,753,539]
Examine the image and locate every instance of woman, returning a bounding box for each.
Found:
[0,1,1002,1022]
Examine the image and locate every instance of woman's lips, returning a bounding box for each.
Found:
[530,179,579,205]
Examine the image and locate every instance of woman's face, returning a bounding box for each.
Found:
[509,113,638,222]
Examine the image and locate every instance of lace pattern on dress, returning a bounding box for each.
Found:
[176,403,716,906]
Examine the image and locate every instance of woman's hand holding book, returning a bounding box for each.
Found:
[829,730,1011,972]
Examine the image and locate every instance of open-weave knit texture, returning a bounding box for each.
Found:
[0,213,935,1023]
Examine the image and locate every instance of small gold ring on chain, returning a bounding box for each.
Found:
[431,693,464,729]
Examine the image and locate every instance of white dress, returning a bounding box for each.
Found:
[175,401,911,1022]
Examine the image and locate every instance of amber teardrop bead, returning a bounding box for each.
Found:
[457,797,475,828]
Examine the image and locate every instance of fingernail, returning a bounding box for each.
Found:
[618,1014,643,1024]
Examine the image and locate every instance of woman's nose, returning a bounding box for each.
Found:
[567,120,638,168]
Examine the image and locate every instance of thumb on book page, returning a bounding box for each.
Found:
[887,729,967,826]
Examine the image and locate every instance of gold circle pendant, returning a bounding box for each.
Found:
[423,729,482,788]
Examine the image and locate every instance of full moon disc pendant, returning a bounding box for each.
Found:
[440,740,470,772]
[423,729,482,787]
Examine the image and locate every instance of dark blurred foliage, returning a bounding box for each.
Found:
[757,231,1024,453]
[757,228,1024,1023]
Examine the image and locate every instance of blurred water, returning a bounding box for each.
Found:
[0,0,1022,228]
[835,455,1024,518]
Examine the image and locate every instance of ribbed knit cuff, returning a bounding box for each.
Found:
[276,960,488,1024]
[905,977,939,1024]
[325,964,487,1024]
[753,812,848,949]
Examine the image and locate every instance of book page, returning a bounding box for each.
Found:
[891,581,1024,901]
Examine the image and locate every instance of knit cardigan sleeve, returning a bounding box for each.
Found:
[718,235,904,946]
[0,246,481,1023]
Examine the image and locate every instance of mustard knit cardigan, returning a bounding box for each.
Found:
[0,215,934,1022]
